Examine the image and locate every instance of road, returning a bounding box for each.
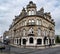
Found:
[0,43,60,54]
[28,47,60,54]
[10,45,60,54]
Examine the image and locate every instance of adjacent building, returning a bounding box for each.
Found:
[5,1,55,47]
[0,36,3,42]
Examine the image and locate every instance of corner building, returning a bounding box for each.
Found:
[9,1,55,47]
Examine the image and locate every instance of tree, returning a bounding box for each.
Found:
[55,36,60,43]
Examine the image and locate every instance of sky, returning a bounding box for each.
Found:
[0,0,60,36]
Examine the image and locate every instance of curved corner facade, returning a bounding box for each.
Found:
[9,1,55,47]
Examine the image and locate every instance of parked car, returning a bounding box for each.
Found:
[0,43,5,50]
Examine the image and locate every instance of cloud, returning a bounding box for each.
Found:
[0,0,60,36]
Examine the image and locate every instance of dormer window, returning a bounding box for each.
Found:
[28,10,35,15]
[32,10,35,15]
[29,11,31,15]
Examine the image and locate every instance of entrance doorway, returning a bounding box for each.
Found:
[22,39,26,45]
[37,39,42,44]
[29,37,33,43]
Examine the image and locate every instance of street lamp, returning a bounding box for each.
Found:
[5,36,11,52]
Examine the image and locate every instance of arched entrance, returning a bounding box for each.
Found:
[37,39,42,44]
[22,39,26,45]
[29,37,34,44]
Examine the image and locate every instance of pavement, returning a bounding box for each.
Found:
[0,43,60,54]
[8,44,60,54]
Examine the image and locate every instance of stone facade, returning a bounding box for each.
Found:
[8,1,55,47]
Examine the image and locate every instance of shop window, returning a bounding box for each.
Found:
[23,39,26,44]
[29,37,33,43]
[37,39,42,44]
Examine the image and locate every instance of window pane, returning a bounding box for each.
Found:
[29,20,31,23]
[32,11,34,15]
[23,39,26,44]
[37,20,39,25]
[37,39,42,44]
[43,30,46,36]
[38,29,41,36]
[39,20,41,25]
[32,20,34,22]
[29,37,33,43]
[29,11,31,15]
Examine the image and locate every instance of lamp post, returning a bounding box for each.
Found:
[5,36,11,52]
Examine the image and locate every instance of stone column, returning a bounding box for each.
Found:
[18,38,20,45]
[42,38,44,45]
[48,39,49,45]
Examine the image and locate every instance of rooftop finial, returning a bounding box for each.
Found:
[22,7,25,11]
[40,7,44,11]
[29,1,33,4]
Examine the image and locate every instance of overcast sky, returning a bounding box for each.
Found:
[0,0,60,36]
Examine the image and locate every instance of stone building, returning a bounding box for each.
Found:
[8,1,55,47]
[3,31,9,42]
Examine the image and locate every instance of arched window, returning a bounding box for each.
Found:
[29,20,31,23]
[23,29,26,36]
[39,20,41,25]
[36,20,39,25]
[23,39,26,44]
[29,28,34,34]
[29,37,33,43]
[37,39,42,44]
[31,20,35,25]
[31,10,35,15]
[32,20,34,23]
[45,30,47,36]
[28,10,35,15]
[38,28,41,36]
[43,30,46,36]
[36,20,41,25]
[29,11,31,15]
